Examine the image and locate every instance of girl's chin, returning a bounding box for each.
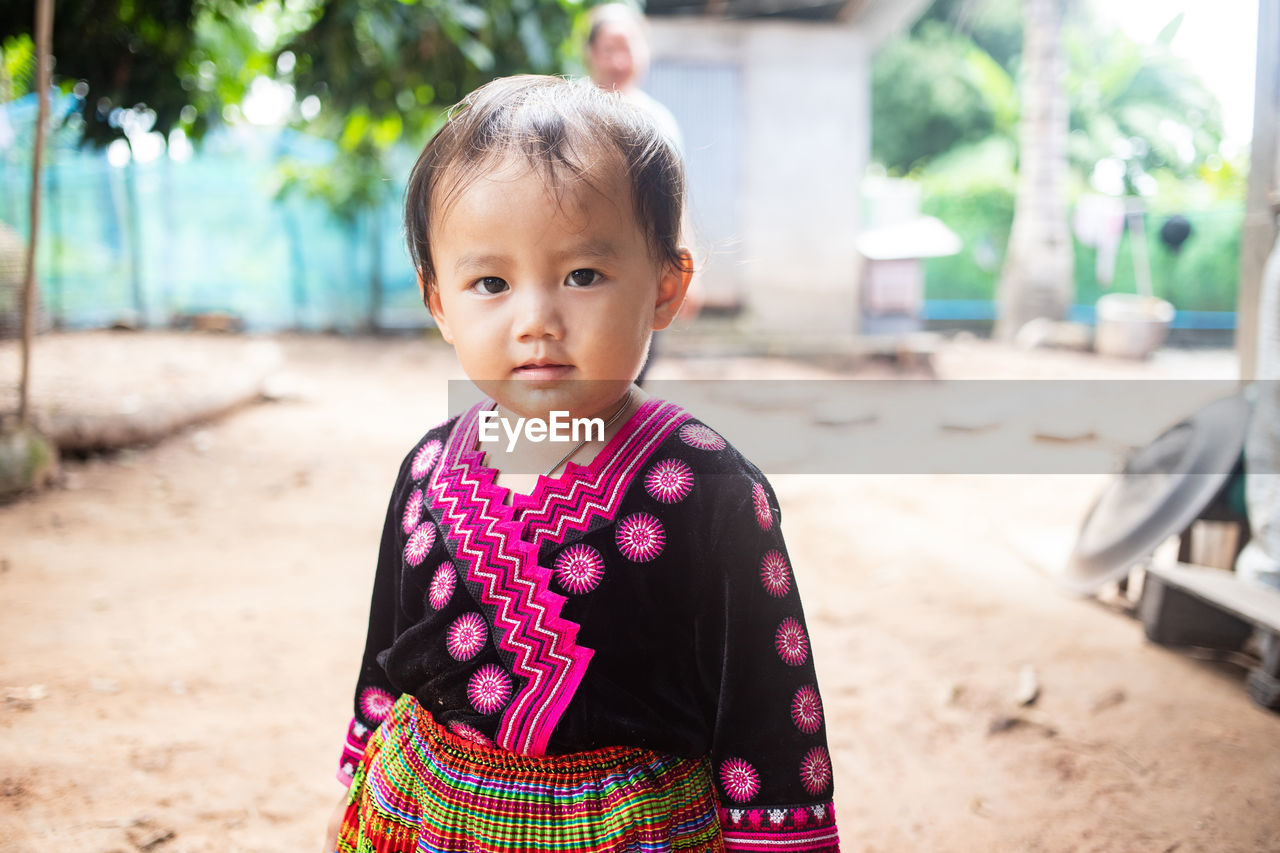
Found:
[485,384,635,421]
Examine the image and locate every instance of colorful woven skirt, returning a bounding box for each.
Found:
[337,694,724,852]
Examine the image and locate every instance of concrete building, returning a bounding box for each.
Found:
[643,0,931,338]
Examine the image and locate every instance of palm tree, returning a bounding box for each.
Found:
[994,0,1073,339]
[1064,14,1223,185]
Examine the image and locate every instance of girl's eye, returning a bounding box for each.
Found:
[566,269,602,288]
[472,276,508,295]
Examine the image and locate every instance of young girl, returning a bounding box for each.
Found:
[325,75,839,853]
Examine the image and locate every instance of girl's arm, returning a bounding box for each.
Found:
[700,472,840,851]
[335,453,414,785]
[321,789,349,852]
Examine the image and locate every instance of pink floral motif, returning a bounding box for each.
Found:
[644,459,694,503]
[402,489,423,535]
[404,522,436,566]
[719,757,761,803]
[554,544,605,594]
[447,612,488,661]
[679,422,726,451]
[799,746,832,796]
[468,665,512,715]
[775,617,809,666]
[791,684,824,734]
[760,550,791,598]
[429,563,455,610]
[752,482,773,530]
[411,440,442,479]
[358,686,395,723]
[448,720,493,747]
[616,513,665,562]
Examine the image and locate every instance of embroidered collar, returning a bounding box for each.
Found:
[423,396,689,755]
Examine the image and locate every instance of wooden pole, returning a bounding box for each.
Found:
[19,0,54,425]
[1239,0,1280,382]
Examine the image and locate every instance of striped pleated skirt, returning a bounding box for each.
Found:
[337,694,724,852]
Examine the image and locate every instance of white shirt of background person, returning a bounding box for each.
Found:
[584,3,684,154]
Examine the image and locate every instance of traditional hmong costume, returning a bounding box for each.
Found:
[337,398,840,852]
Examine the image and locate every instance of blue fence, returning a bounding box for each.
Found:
[921,299,1236,330]
[1,92,1240,337]
[1,94,426,332]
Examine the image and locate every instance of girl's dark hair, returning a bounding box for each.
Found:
[405,75,686,291]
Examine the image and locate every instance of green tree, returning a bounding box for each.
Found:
[871,21,1004,174]
[268,0,589,327]
[872,0,1225,183]
[274,0,587,219]
[2,0,593,330]
[0,0,252,145]
[0,0,590,196]
[915,0,1023,75]
[1063,14,1224,190]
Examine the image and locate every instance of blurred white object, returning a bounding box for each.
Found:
[856,215,962,333]
[1236,231,1280,590]
[1073,194,1126,286]
[855,216,963,261]
[1094,293,1175,359]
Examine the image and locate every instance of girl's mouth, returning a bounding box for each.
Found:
[512,363,574,380]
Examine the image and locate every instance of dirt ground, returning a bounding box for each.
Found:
[1,331,1278,852]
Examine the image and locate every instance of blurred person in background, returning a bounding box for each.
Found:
[585,3,699,385]
[585,3,683,153]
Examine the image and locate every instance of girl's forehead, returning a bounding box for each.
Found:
[435,155,638,233]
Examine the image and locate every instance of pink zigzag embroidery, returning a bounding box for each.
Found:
[512,400,690,549]
[426,399,689,754]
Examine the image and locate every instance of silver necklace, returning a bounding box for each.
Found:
[544,389,634,477]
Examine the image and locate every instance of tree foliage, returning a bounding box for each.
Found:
[871,22,1001,173]
[1063,15,1224,190]
[872,0,1226,186]
[0,0,254,145]
[0,0,592,217]
[913,0,1023,72]
[273,0,588,218]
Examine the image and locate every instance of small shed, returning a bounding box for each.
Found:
[642,0,932,337]
[855,216,961,334]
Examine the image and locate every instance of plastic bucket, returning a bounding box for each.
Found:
[1094,293,1175,359]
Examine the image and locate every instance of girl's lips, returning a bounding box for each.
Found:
[512,363,574,380]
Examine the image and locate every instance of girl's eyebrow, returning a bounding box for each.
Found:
[453,252,508,273]
[453,242,621,274]
[555,240,621,263]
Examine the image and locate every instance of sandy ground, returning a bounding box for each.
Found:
[1,331,1278,852]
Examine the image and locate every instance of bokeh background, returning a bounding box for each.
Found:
[2,2,1279,851]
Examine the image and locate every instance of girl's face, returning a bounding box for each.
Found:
[425,158,690,422]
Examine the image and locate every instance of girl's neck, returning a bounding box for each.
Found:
[479,387,648,501]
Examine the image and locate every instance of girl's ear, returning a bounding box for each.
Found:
[421,272,454,344]
[652,250,694,332]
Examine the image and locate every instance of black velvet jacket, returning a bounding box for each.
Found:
[339,398,839,849]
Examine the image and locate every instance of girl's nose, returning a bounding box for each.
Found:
[512,286,565,341]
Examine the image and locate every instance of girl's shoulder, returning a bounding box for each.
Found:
[644,405,787,578]
[655,405,765,474]
[647,402,774,509]
[393,413,463,483]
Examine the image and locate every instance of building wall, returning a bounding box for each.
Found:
[647,19,872,336]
